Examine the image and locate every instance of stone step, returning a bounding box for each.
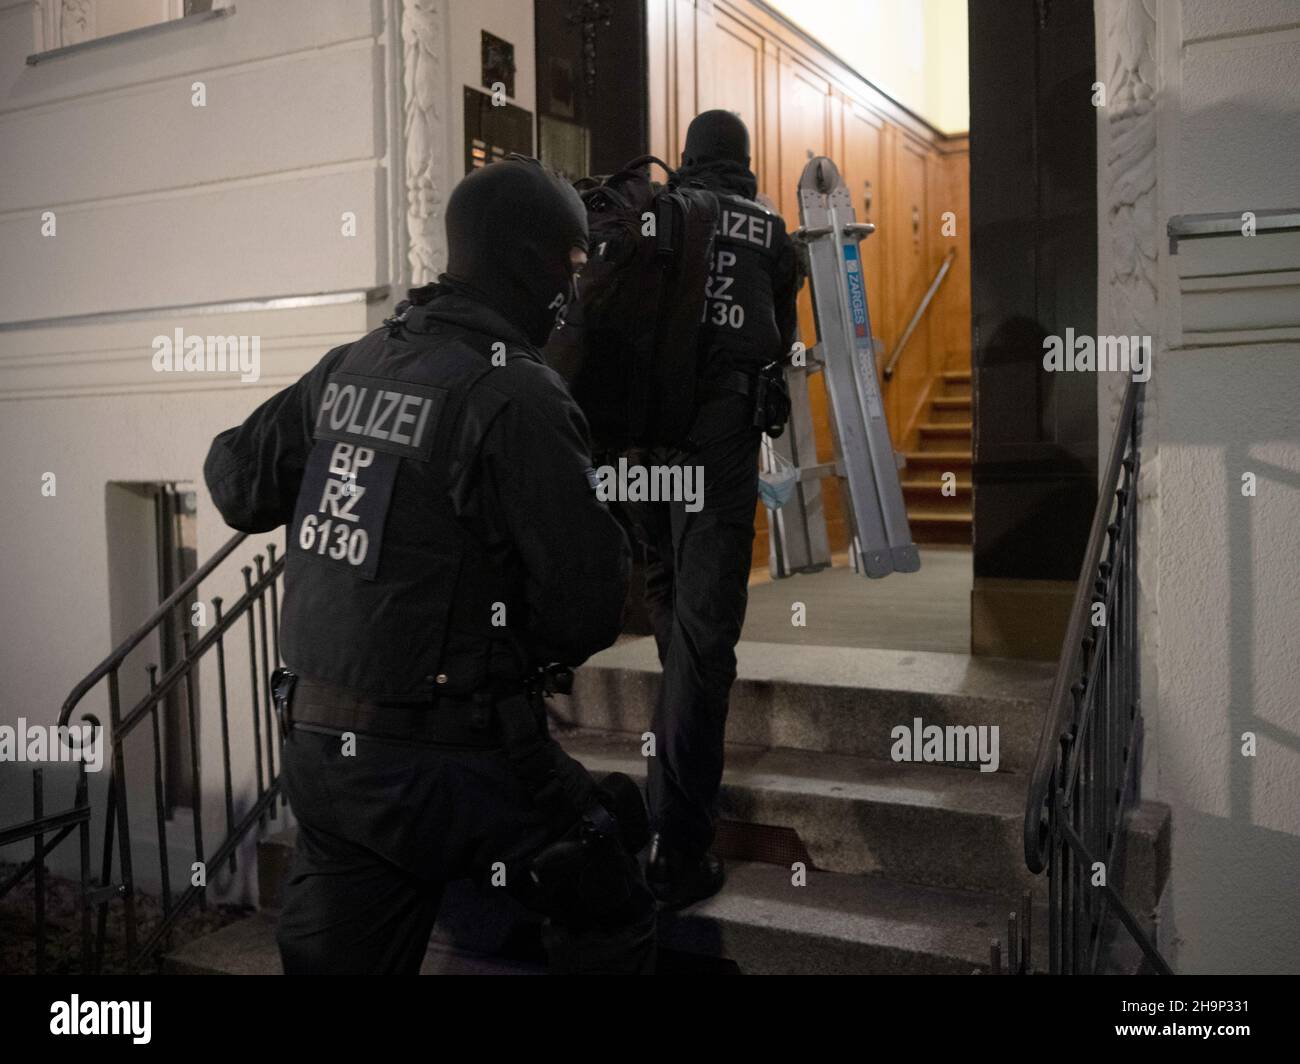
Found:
[162,864,1049,975]
[561,638,1052,773]
[561,729,1035,895]
[558,728,1169,915]
[659,862,1044,974]
[248,785,1168,972]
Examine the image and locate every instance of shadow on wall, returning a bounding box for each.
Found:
[1154,342,1300,974]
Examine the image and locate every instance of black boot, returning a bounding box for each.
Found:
[646,832,725,910]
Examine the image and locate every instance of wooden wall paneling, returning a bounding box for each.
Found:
[761,37,781,199]
[886,130,934,447]
[777,52,831,213]
[695,0,718,121]
[674,0,698,163]
[841,102,886,340]
[712,0,950,151]
[828,88,844,179]
[929,143,972,372]
[647,0,670,162]
[780,52,850,555]
[697,3,765,168]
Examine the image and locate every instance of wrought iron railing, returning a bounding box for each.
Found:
[0,765,93,973]
[1021,376,1170,974]
[54,532,285,972]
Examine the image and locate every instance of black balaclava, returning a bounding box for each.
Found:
[441,156,588,346]
[677,110,758,199]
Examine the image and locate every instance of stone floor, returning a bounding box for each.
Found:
[742,547,971,654]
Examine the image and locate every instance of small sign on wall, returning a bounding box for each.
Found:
[464,86,533,174]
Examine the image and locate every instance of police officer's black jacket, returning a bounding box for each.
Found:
[679,165,800,376]
[204,285,631,701]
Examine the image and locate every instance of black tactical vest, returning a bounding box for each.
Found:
[700,191,788,367]
[279,307,529,701]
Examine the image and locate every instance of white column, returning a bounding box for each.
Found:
[401,0,453,285]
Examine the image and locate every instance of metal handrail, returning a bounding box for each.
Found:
[59,532,248,728]
[1021,375,1169,974]
[55,530,287,972]
[0,766,93,973]
[1024,379,1140,872]
[882,248,956,381]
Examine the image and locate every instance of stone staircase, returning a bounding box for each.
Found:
[902,369,972,546]
[164,636,1170,975]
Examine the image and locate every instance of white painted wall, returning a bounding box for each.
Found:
[1098,0,1300,973]
[0,0,533,902]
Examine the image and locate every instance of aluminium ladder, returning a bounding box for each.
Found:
[764,155,920,579]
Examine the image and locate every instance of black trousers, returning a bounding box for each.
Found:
[626,389,762,855]
[276,716,656,975]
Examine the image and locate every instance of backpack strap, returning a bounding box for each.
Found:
[613,154,675,182]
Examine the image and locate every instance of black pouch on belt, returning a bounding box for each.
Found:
[270,667,298,739]
[754,360,791,438]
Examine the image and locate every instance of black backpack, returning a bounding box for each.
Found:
[544,155,718,450]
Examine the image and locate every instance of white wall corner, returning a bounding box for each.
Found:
[378,0,410,302]
[1095,0,1163,800]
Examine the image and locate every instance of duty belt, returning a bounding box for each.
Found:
[279,674,510,749]
[706,368,759,398]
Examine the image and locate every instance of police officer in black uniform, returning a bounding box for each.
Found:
[204,157,656,974]
[631,111,799,907]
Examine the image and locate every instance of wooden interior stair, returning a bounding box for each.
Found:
[902,369,972,546]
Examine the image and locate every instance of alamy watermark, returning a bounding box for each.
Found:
[151,328,261,382]
[50,996,151,1044]
[0,719,103,773]
[891,717,1000,773]
[1042,329,1151,382]
[591,457,704,513]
